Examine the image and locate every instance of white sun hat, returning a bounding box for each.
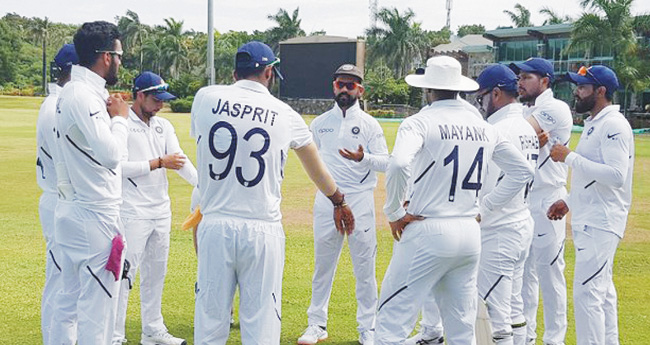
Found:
[405,55,479,92]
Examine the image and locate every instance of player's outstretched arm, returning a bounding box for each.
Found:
[295,142,355,235]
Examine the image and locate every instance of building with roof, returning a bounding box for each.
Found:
[431,34,493,78]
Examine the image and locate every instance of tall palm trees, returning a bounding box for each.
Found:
[503,4,533,27]
[28,16,50,93]
[540,7,572,25]
[117,10,149,70]
[266,7,305,51]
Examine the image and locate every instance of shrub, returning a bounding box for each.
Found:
[170,96,194,113]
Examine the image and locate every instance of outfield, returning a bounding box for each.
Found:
[0,95,648,344]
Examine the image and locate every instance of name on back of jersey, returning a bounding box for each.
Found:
[212,99,278,126]
[519,134,539,150]
[439,124,489,142]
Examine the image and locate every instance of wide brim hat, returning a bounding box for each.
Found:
[405,56,478,92]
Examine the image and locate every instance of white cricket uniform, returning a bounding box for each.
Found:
[191,80,313,345]
[36,83,66,345]
[564,105,633,345]
[378,99,534,345]
[114,109,198,342]
[521,88,572,345]
[477,103,538,345]
[307,101,389,334]
[51,65,128,345]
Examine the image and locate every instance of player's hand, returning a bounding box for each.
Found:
[106,94,129,119]
[161,153,186,170]
[389,213,424,242]
[547,200,569,221]
[339,145,364,162]
[334,204,355,236]
[549,144,571,162]
[538,130,550,147]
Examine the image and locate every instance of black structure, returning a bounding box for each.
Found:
[279,36,365,99]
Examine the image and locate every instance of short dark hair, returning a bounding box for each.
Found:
[502,89,519,99]
[235,67,266,80]
[73,21,121,68]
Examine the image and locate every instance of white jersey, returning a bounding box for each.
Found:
[121,109,198,219]
[566,105,634,237]
[36,83,62,195]
[55,65,128,214]
[526,89,572,192]
[384,99,534,222]
[480,103,539,228]
[310,101,389,194]
[191,80,312,222]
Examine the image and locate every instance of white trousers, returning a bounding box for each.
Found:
[51,201,124,345]
[375,218,481,345]
[40,192,67,345]
[417,294,444,338]
[114,217,172,341]
[572,225,620,345]
[307,190,377,333]
[194,217,284,345]
[478,217,533,345]
[522,187,567,345]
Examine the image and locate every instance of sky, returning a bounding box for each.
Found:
[3,0,650,38]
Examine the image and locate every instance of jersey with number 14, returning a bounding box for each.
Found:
[191,80,313,222]
[385,99,533,221]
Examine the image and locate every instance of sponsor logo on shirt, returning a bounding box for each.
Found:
[587,127,594,136]
[537,111,556,124]
[607,132,620,140]
[318,128,334,133]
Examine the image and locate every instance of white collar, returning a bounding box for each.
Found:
[586,104,621,123]
[487,103,524,125]
[47,83,62,96]
[71,65,108,100]
[234,79,271,95]
[333,100,362,118]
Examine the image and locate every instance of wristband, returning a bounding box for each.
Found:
[158,157,163,169]
[334,202,348,208]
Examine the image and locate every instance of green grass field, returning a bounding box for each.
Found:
[0,95,648,344]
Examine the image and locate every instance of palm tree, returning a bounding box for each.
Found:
[503,4,533,27]
[117,10,149,70]
[160,18,189,79]
[28,16,50,94]
[539,7,571,25]
[366,7,427,78]
[265,7,306,51]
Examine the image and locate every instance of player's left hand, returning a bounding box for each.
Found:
[334,204,355,235]
[547,199,569,220]
[538,130,550,147]
[339,145,364,162]
[389,213,424,241]
[550,143,571,162]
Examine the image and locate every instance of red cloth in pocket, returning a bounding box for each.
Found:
[106,234,124,281]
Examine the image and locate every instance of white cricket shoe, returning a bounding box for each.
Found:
[359,329,375,345]
[404,331,444,345]
[112,339,127,345]
[140,331,186,345]
[297,325,328,344]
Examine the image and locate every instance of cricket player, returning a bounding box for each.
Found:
[51,21,129,345]
[36,43,78,345]
[113,71,197,345]
[377,56,534,345]
[191,41,354,345]
[547,65,633,345]
[510,58,572,345]
[474,64,539,345]
[298,64,389,345]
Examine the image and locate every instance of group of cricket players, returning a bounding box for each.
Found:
[35,19,633,345]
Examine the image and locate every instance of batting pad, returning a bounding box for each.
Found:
[476,297,495,345]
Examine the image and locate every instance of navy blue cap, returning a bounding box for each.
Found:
[236,41,283,80]
[509,58,554,81]
[54,44,79,71]
[133,71,176,101]
[477,64,518,92]
[566,65,619,96]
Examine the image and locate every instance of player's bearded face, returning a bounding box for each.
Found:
[333,77,361,108]
[335,91,356,108]
[105,55,119,86]
[517,72,543,103]
[574,86,596,114]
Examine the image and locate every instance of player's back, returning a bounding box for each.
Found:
[405,99,500,219]
[191,80,312,222]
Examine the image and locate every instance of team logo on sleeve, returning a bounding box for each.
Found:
[351,126,360,135]
[155,126,163,134]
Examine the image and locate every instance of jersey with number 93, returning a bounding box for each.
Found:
[190,80,312,222]
[385,100,533,221]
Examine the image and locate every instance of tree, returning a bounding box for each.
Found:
[28,16,50,94]
[116,10,150,70]
[265,7,306,51]
[457,24,485,37]
[539,7,572,25]
[503,4,533,27]
[366,7,429,78]
[160,18,189,79]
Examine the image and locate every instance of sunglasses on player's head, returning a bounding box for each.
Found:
[335,81,358,90]
[577,66,604,86]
